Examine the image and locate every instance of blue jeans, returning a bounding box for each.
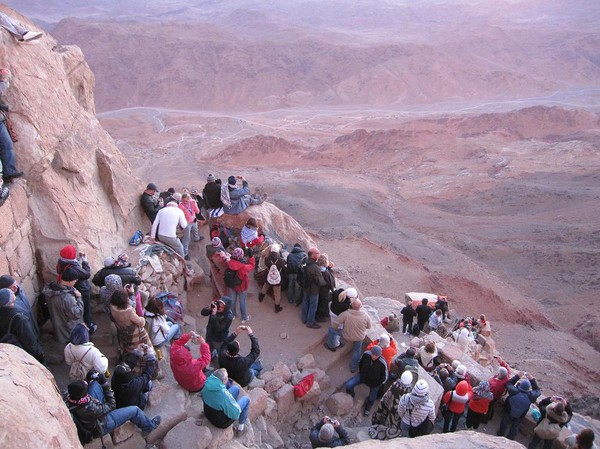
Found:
[301,292,318,326]
[154,324,181,348]
[88,381,156,435]
[326,326,342,349]
[229,289,248,320]
[350,340,363,372]
[344,374,381,411]
[497,413,522,440]
[287,274,301,304]
[182,224,192,256]
[0,122,17,176]
[228,385,250,425]
[249,360,263,382]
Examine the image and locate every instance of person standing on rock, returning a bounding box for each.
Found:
[226,248,255,323]
[0,288,45,363]
[301,247,326,329]
[329,298,372,372]
[415,298,431,332]
[202,368,251,435]
[400,300,416,335]
[496,372,541,440]
[218,325,263,387]
[258,243,286,313]
[56,245,96,334]
[140,183,162,223]
[325,288,354,351]
[223,175,266,215]
[179,192,202,260]
[201,297,234,356]
[0,68,24,184]
[150,201,187,257]
[344,345,388,416]
[441,379,473,433]
[316,254,336,323]
[310,416,350,448]
[202,174,224,219]
[286,243,307,305]
[397,379,436,437]
[43,267,84,344]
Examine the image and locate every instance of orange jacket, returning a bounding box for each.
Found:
[366,338,397,370]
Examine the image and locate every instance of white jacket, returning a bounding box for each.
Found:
[145,313,172,346]
[64,342,108,378]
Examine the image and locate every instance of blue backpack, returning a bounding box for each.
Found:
[155,292,185,324]
[129,230,144,246]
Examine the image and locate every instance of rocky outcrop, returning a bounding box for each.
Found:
[0,5,145,289]
[348,431,524,448]
[0,344,80,448]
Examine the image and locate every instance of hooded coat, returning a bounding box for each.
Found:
[169,332,211,392]
[112,352,155,410]
[201,296,234,344]
[202,373,242,428]
[43,282,84,344]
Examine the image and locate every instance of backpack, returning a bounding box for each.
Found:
[267,263,282,285]
[224,268,242,288]
[68,404,98,446]
[296,262,307,289]
[68,346,93,380]
[210,224,235,249]
[155,292,185,324]
[411,323,421,337]
[129,230,144,246]
[0,313,23,347]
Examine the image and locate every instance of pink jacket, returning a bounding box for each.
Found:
[179,200,200,224]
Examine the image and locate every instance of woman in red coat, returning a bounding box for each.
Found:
[442,380,473,433]
[227,248,255,323]
[169,331,211,392]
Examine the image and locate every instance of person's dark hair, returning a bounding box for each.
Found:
[245,217,258,228]
[406,347,417,357]
[146,297,164,315]
[576,428,595,449]
[439,368,449,380]
[167,187,175,194]
[110,289,130,309]
[425,342,436,353]
[421,298,428,305]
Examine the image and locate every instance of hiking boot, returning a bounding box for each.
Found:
[274,304,283,313]
[3,171,24,182]
[142,416,162,438]
[324,342,336,352]
[19,31,43,42]
[306,323,321,329]
[0,185,9,207]
[241,315,252,324]
[258,293,265,303]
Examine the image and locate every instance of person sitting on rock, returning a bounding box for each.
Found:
[428,309,443,332]
[397,379,436,437]
[286,243,307,305]
[345,345,388,416]
[370,370,414,440]
[0,68,24,184]
[223,175,266,215]
[393,346,419,378]
[0,13,43,42]
[497,372,541,440]
[218,325,262,387]
[202,174,224,219]
[43,267,84,344]
[442,379,473,433]
[400,300,416,335]
[366,334,397,371]
[226,248,255,323]
[0,288,45,363]
[206,236,230,274]
[144,297,181,352]
[179,192,202,260]
[466,380,494,430]
[57,245,96,334]
[112,344,156,411]
[150,201,187,257]
[310,416,350,448]
[92,254,141,288]
[316,254,335,323]
[201,297,234,356]
[240,218,265,249]
[453,325,475,352]
[110,288,152,359]
[415,298,431,332]
[66,373,161,443]
[64,323,108,380]
[258,243,286,314]
[140,183,162,223]
[170,331,211,392]
[476,314,491,337]
[418,342,439,372]
[565,428,595,449]
[0,159,9,206]
[0,274,39,337]
[202,368,251,435]
[325,288,354,351]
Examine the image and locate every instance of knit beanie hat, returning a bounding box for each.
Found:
[61,267,79,282]
[379,334,390,348]
[207,174,215,182]
[413,379,429,396]
[371,345,383,357]
[0,288,12,307]
[456,380,470,396]
[227,340,240,356]
[212,237,222,247]
[228,176,237,186]
[498,367,508,379]
[103,257,116,267]
[68,380,88,401]
[517,379,532,392]
[69,323,89,345]
[400,371,413,386]
[60,245,77,260]
[345,288,358,299]
[0,274,15,289]
[172,192,182,202]
[456,365,467,378]
[319,423,335,442]
[451,360,461,370]
[232,248,244,259]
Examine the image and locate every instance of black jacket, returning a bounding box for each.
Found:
[218,332,260,387]
[141,192,160,222]
[416,305,431,325]
[57,258,91,294]
[330,288,351,316]
[92,265,141,287]
[201,297,234,343]
[359,351,388,388]
[0,306,45,363]
[203,182,223,209]
[112,353,155,410]
[400,305,416,323]
[286,247,306,275]
[304,259,326,295]
[68,382,115,434]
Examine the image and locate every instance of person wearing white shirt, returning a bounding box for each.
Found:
[151,201,187,257]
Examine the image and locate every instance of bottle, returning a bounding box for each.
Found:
[155,348,163,361]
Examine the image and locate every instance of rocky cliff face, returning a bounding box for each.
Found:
[0,6,144,287]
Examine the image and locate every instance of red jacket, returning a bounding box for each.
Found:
[227,257,255,292]
[443,385,473,414]
[489,361,511,400]
[170,333,211,392]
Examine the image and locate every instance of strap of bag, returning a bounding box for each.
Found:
[77,346,93,365]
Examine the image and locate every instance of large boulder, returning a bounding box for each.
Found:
[0,344,80,448]
[160,418,212,449]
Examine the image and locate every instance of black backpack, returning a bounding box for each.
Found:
[296,262,307,289]
[68,405,97,446]
[224,268,242,288]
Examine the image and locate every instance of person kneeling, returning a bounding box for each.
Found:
[203,368,251,435]
[66,371,160,446]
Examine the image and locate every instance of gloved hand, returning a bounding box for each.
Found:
[96,372,107,386]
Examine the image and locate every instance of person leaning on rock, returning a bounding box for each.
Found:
[140,183,162,223]
[0,67,24,183]
[0,288,45,363]
[218,325,263,387]
[202,368,251,435]
[150,200,187,257]
[0,274,39,337]
[43,266,84,344]
[309,416,350,448]
[328,298,372,373]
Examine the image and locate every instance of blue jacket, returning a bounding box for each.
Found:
[506,375,541,418]
[309,418,350,448]
[223,181,251,215]
[202,374,241,428]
